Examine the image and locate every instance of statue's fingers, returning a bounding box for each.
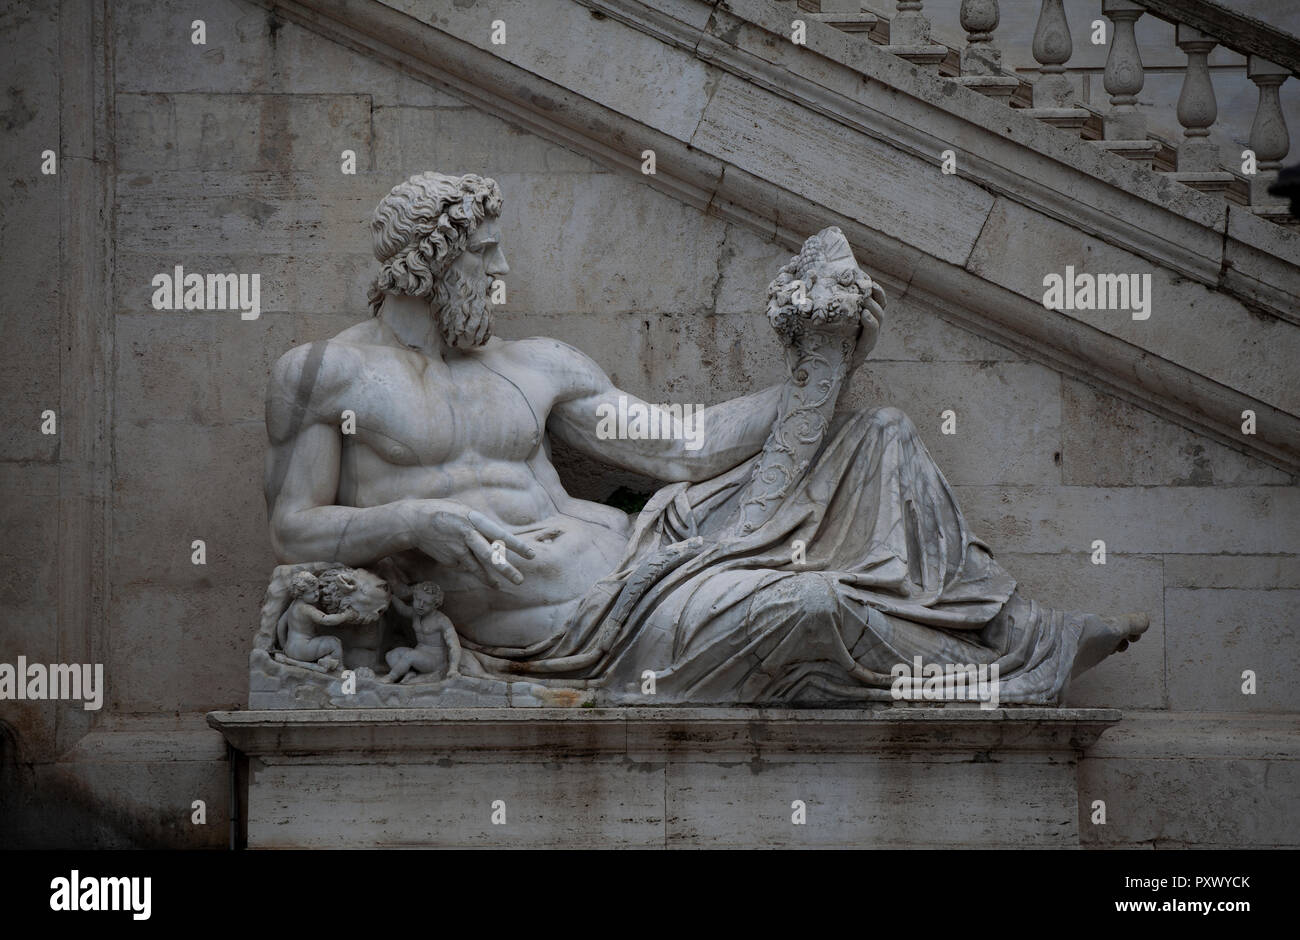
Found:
[466,510,536,559]
[863,297,885,325]
[461,543,505,589]
[467,532,524,585]
[445,546,483,578]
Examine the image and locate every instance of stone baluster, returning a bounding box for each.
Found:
[1099,0,1158,164]
[959,0,999,74]
[1168,25,1233,193]
[1032,0,1072,106]
[1247,56,1292,206]
[953,0,1019,98]
[885,0,947,69]
[1023,0,1088,130]
[892,1,930,45]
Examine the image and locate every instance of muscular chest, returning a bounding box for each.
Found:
[340,352,546,465]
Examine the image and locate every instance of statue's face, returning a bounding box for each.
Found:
[411,583,441,615]
[432,217,508,348]
[452,217,508,284]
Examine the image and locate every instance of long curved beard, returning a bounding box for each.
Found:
[431,266,494,348]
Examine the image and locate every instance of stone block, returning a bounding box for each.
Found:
[3,717,229,848]
[115,171,380,255]
[211,707,1118,848]
[0,180,62,464]
[0,464,63,759]
[953,485,1300,555]
[114,311,295,425]
[488,171,733,316]
[1061,379,1293,486]
[117,92,373,173]
[115,250,375,317]
[109,580,262,713]
[966,197,1300,414]
[0,464,61,642]
[113,0,465,106]
[1079,712,1300,847]
[692,73,996,267]
[1165,588,1300,712]
[841,360,1063,485]
[111,420,273,586]
[386,0,718,143]
[372,106,600,178]
[1163,554,1300,590]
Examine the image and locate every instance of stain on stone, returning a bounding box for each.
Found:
[1176,442,1213,485]
[266,9,284,46]
[0,86,36,131]
[717,20,742,46]
[214,196,279,226]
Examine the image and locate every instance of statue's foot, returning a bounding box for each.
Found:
[1072,612,1150,678]
[319,656,340,672]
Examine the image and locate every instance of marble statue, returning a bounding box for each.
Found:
[252,170,1148,707]
[277,570,351,671]
[383,581,462,682]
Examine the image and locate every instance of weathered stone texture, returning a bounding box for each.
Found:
[2,0,1297,848]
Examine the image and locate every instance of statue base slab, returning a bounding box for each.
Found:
[207,707,1121,848]
[249,649,591,708]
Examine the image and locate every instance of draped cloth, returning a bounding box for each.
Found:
[471,405,1085,705]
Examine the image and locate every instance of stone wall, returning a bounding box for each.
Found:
[1,0,1297,848]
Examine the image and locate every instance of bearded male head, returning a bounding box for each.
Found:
[367,171,505,348]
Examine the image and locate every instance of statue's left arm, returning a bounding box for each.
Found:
[535,339,782,483]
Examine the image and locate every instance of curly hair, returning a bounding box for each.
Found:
[367,172,503,317]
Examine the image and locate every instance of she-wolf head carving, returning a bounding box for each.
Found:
[765,227,887,348]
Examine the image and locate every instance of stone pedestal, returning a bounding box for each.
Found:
[207,707,1120,848]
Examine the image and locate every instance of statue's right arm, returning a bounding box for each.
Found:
[264,351,418,566]
[265,345,536,578]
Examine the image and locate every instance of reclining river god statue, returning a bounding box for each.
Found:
[251,170,1148,708]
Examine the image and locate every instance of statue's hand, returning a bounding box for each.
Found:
[403,500,536,588]
[847,285,886,379]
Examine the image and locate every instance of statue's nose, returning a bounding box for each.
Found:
[486,246,509,277]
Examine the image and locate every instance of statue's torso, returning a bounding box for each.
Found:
[315,322,631,648]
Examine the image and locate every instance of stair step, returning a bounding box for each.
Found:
[951,75,1021,99]
[1165,171,1237,194]
[1250,204,1299,229]
[1019,107,1090,132]
[885,43,948,68]
[806,13,878,34]
[1094,139,1161,167]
